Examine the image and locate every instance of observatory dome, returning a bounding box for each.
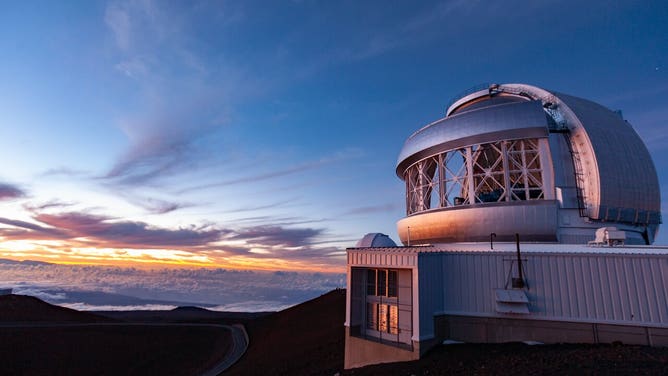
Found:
[355,233,397,248]
[396,83,661,245]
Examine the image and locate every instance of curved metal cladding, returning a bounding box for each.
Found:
[555,93,661,238]
[396,100,550,175]
[396,83,662,245]
[396,97,556,244]
[397,202,558,243]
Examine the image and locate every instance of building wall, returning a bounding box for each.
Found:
[344,327,419,369]
[345,263,418,369]
[346,246,668,368]
[437,315,668,346]
[420,250,668,344]
[417,253,445,340]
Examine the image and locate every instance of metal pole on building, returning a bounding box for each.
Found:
[514,233,525,288]
[407,226,411,246]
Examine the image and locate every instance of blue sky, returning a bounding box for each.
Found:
[0,0,666,272]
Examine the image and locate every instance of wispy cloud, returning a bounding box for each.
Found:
[342,203,397,216]
[0,183,26,201]
[103,107,223,186]
[231,225,323,248]
[0,217,69,239]
[104,1,132,51]
[39,167,89,178]
[23,200,76,212]
[0,208,344,270]
[177,160,328,194]
[102,0,232,187]
[223,198,299,214]
[33,212,225,248]
[178,148,364,194]
[120,195,192,215]
[0,212,223,249]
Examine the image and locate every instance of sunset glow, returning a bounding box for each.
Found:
[0,1,666,280]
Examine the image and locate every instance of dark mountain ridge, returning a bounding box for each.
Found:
[0,294,113,323]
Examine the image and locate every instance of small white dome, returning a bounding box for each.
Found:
[355,233,397,248]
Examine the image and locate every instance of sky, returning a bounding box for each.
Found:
[0,0,666,301]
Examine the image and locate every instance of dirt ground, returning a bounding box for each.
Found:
[344,342,668,376]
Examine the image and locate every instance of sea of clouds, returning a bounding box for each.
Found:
[0,261,345,312]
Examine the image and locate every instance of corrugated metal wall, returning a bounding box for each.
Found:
[419,251,668,338]
[348,250,417,268]
[417,253,445,339]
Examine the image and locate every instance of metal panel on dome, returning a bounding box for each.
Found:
[450,95,527,115]
[556,93,661,227]
[397,100,550,175]
[397,200,559,244]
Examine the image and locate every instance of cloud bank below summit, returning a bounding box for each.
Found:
[1,261,345,311]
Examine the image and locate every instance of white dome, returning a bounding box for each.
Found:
[355,233,397,248]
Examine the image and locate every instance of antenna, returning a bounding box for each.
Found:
[407,226,411,246]
[513,233,525,289]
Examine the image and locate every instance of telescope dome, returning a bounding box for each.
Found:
[355,233,397,248]
[396,83,661,245]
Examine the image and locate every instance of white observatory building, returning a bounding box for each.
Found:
[344,83,666,369]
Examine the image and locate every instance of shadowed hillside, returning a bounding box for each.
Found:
[0,295,232,376]
[227,288,346,376]
[0,294,113,322]
[4,290,667,375]
[95,305,272,324]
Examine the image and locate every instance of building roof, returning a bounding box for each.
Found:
[348,242,668,256]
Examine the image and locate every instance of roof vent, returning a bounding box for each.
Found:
[494,289,529,314]
[588,227,626,246]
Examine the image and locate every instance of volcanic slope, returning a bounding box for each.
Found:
[227,289,346,376]
[0,294,113,322]
[226,289,668,375]
[0,295,233,376]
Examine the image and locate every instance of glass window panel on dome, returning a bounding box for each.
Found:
[429,155,442,209]
[445,149,468,206]
[471,142,506,203]
[506,138,544,201]
[421,158,437,210]
[405,167,420,214]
